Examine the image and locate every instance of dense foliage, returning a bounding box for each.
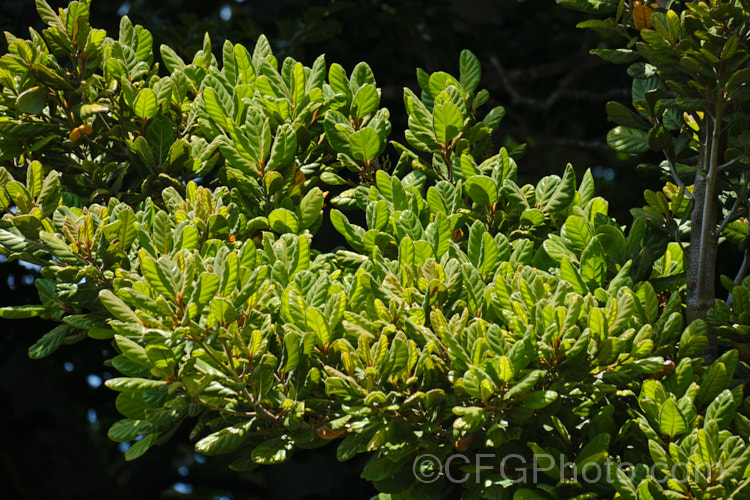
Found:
[1,0,750,498]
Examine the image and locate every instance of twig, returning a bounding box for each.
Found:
[489,55,605,110]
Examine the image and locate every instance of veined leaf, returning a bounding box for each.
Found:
[16,86,48,114]
[351,84,378,120]
[658,399,688,438]
[348,128,380,165]
[100,290,140,323]
[266,123,297,171]
[465,175,498,206]
[0,304,47,319]
[252,436,294,465]
[203,87,229,128]
[607,126,650,154]
[306,308,331,345]
[459,50,481,94]
[28,324,69,359]
[193,272,220,309]
[581,238,607,289]
[537,164,576,213]
[432,212,451,258]
[124,433,158,461]
[606,101,649,130]
[298,187,324,229]
[562,216,592,254]
[196,421,253,456]
[433,101,463,145]
[133,88,157,119]
[269,208,299,234]
[561,257,588,294]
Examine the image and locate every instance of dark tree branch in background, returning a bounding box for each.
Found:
[537,137,612,152]
[489,54,620,110]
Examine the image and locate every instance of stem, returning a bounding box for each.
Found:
[688,101,723,359]
[664,152,693,199]
[728,221,750,307]
[717,172,749,236]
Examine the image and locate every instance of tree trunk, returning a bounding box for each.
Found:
[686,109,722,360]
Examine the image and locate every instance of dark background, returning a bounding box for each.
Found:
[0,1,661,498]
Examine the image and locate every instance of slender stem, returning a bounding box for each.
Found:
[695,102,722,301]
[717,173,748,235]
[717,158,739,170]
[664,153,693,199]
[728,221,750,307]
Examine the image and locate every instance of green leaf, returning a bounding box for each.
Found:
[537,164,576,213]
[124,433,158,461]
[202,87,229,127]
[114,335,149,367]
[40,231,81,264]
[606,101,649,130]
[269,208,299,234]
[193,272,220,308]
[678,319,708,358]
[337,433,367,461]
[361,456,407,482]
[575,433,611,469]
[36,0,61,26]
[351,84,379,120]
[28,324,69,359]
[0,305,47,319]
[558,0,618,14]
[590,48,640,64]
[658,399,688,438]
[298,187,324,229]
[266,123,297,171]
[433,102,463,144]
[432,212,451,258]
[290,61,306,108]
[607,126,650,154]
[459,50,481,94]
[160,44,185,73]
[196,421,253,456]
[107,418,151,443]
[561,215,592,254]
[252,436,294,465]
[330,209,365,252]
[348,128,380,165]
[38,170,61,217]
[483,105,505,130]
[467,220,484,266]
[133,88,157,119]
[105,377,166,392]
[705,389,735,430]
[505,369,545,398]
[696,358,733,406]
[146,115,176,164]
[581,238,607,289]
[465,175,498,206]
[497,356,514,382]
[140,256,175,299]
[523,390,558,409]
[99,290,140,323]
[16,86,48,114]
[210,297,236,323]
[24,160,42,199]
[428,72,461,98]
[306,308,331,345]
[561,257,588,294]
[328,63,352,104]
